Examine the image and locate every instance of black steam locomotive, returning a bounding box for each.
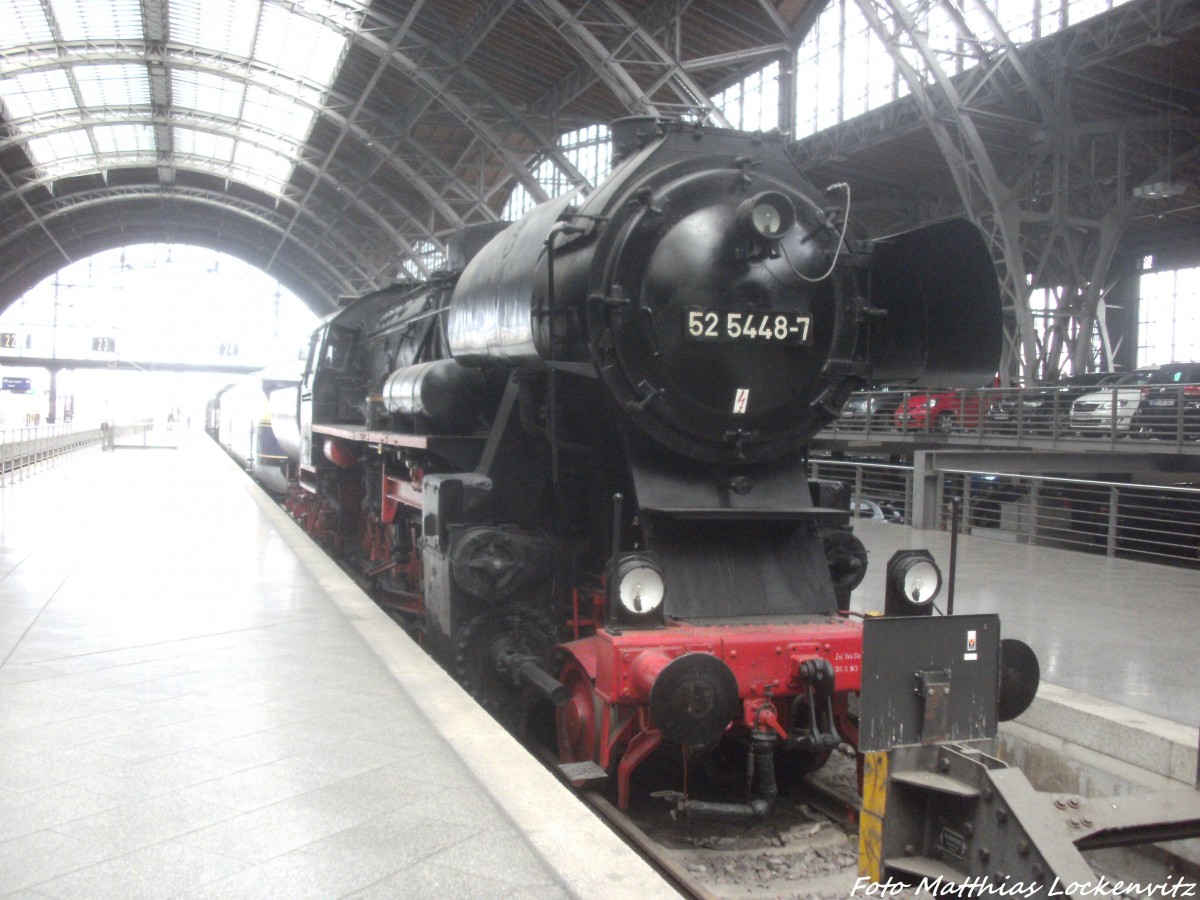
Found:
[276,119,1004,811]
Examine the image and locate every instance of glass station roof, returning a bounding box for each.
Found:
[0,0,366,195]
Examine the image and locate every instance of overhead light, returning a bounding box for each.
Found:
[1133,181,1187,200]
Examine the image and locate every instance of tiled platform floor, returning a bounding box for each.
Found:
[850,517,1200,726]
[0,435,673,899]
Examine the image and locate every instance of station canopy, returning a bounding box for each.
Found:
[0,0,819,315]
[1,0,1197,323]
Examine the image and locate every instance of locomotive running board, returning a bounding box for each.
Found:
[858,616,1200,891]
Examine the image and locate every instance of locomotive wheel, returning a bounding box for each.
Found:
[454,604,556,733]
[556,659,602,766]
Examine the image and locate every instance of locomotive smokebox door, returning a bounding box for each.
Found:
[858,614,1000,752]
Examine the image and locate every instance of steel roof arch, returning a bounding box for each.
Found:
[1,44,479,233]
[0,184,372,311]
[1,104,438,275]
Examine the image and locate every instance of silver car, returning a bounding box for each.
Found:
[1069,367,1157,435]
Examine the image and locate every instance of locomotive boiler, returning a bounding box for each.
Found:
[284,119,1004,811]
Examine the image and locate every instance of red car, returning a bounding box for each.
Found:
[894,390,985,432]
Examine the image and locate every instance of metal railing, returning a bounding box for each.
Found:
[108,420,181,450]
[810,453,1200,568]
[0,422,145,486]
[809,459,914,525]
[823,385,1200,448]
[941,471,1200,566]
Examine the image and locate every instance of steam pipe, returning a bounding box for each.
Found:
[671,733,779,820]
[515,660,570,707]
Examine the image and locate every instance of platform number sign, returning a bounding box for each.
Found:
[92,336,116,353]
[0,332,16,349]
[219,342,239,357]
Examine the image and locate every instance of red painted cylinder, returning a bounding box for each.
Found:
[323,437,358,468]
[629,651,672,699]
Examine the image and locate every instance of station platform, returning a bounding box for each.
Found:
[2,434,1196,897]
[849,517,1200,727]
[0,434,676,898]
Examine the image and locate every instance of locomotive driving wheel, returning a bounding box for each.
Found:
[453,603,556,734]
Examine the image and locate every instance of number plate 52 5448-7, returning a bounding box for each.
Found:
[686,310,812,344]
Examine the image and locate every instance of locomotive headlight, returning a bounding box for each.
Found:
[738,192,796,241]
[616,557,665,615]
[884,550,942,617]
[894,558,940,606]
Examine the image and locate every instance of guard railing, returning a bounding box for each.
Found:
[0,422,146,486]
[809,455,1200,568]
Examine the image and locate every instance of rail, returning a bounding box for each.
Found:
[822,384,1200,449]
[810,457,1200,568]
[0,422,147,485]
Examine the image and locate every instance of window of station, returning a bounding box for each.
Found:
[793,0,1134,139]
[500,58,782,225]
[400,241,447,281]
[711,61,779,134]
[502,124,613,222]
[0,0,367,195]
[1137,265,1200,367]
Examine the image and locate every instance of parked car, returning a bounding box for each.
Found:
[989,372,1123,435]
[851,495,906,523]
[1130,362,1200,440]
[839,388,907,431]
[894,390,985,433]
[1070,367,1158,435]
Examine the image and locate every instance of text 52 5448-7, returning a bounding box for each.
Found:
[686,310,812,344]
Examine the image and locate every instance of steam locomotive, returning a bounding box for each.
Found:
[269,119,1007,812]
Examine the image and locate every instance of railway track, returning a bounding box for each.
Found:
[578,752,865,899]
[287,492,871,898]
[308,510,867,897]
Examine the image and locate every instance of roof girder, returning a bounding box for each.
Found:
[2,104,438,279]
[0,184,376,310]
[0,43,478,230]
